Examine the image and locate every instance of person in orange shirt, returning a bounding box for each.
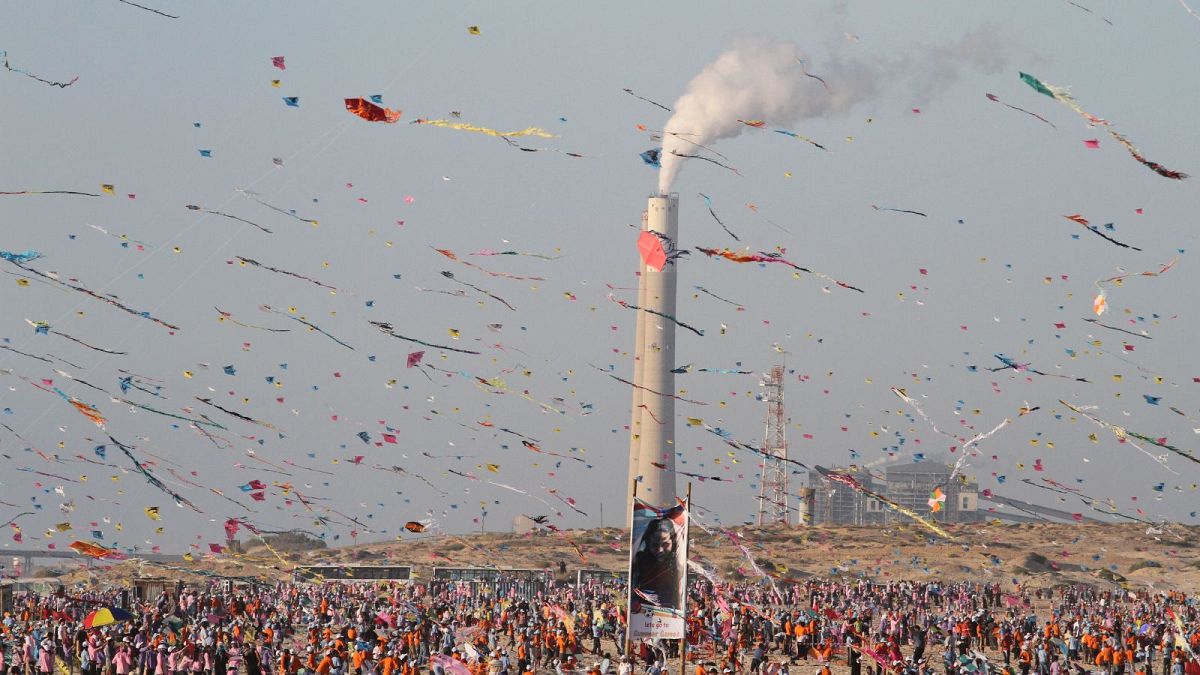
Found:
[314,651,334,675]
[379,652,399,675]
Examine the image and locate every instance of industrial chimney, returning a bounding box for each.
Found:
[628,194,679,519]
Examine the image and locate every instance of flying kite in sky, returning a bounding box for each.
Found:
[345,98,402,123]
[1020,71,1188,179]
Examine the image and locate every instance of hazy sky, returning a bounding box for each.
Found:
[2,1,1199,557]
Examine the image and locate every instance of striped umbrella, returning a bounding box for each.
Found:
[82,607,134,628]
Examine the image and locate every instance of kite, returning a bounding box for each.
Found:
[0,250,181,330]
[607,293,704,337]
[404,521,428,533]
[693,285,743,309]
[1107,130,1189,180]
[234,188,319,225]
[412,118,557,138]
[1093,259,1177,315]
[795,57,831,92]
[25,320,128,355]
[1,50,79,88]
[271,56,285,70]
[108,434,202,512]
[282,97,299,107]
[928,487,946,513]
[1,189,98,197]
[891,387,1013,480]
[698,193,740,240]
[639,148,662,168]
[695,246,865,293]
[637,231,667,271]
[470,248,560,260]
[195,397,278,430]
[988,354,1091,383]
[440,271,516,311]
[623,87,672,111]
[69,540,125,559]
[737,119,766,128]
[521,440,590,467]
[984,92,1055,128]
[115,0,178,18]
[236,256,336,290]
[370,320,480,355]
[1020,71,1187,179]
[872,205,927,217]
[668,150,741,176]
[1063,214,1142,250]
[1059,400,1200,468]
[345,98,402,123]
[87,224,153,249]
[1062,0,1114,25]
[467,25,481,35]
[544,487,588,517]
[495,134,584,156]
[433,248,545,280]
[214,307,290,332]
[186,204,272,233]
[817,466,953,538]
[589,364,706,405]
[1082,317,1151,339]
[773,129,828,151]
[406,350,425,368]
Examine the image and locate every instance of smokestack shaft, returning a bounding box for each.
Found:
[635,195,679,508]
[626,210,649,517]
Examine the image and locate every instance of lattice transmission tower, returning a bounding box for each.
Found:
[756,365,790,525]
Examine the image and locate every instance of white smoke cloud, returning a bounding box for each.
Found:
[657,27,1007,193]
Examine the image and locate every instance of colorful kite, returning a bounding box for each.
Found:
[1020,71,1187,179]
[370,320,480,355]
[1063,214,1142,250]
[412,118,557,138]
[345,98,402,123]
[695,246,864,293]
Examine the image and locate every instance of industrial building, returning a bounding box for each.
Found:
[803,462,981,525]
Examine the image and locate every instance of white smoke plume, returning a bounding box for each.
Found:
[657,29,1006,193]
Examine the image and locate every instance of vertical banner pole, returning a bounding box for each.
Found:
[625,479,638,659]
[679,482,691,675]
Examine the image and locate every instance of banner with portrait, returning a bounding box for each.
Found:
[626,497,688,640]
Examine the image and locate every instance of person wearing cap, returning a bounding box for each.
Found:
[35,640,54,675]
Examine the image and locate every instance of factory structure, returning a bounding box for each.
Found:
[627,194,681,517]
[803,462,981,525]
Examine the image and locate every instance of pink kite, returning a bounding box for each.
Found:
[271,56,285,70]
[637,231,666,271]
[407,350,425,368]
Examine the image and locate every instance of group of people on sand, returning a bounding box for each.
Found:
[0,574,1193,675]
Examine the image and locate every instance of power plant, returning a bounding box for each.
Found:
[627,194,680,518]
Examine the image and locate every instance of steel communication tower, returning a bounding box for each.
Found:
[756,365,790,525]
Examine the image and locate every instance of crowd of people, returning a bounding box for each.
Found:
[0,574,1195,675]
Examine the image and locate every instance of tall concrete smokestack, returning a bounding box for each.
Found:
[625,209,649,517]
[629,194,679,519]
